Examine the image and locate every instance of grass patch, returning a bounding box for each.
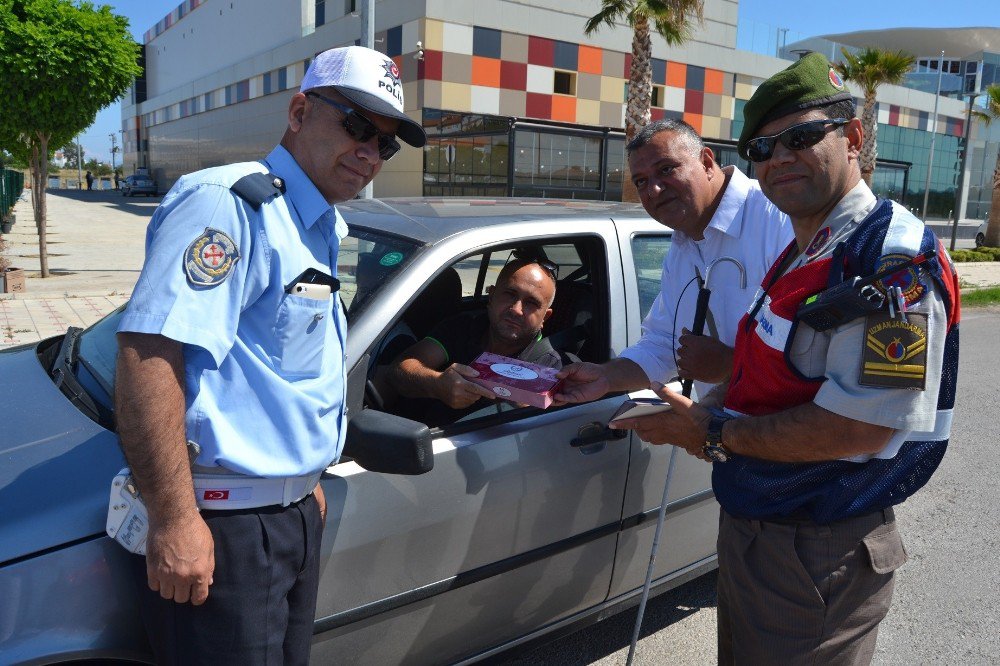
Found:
[962,286,1000,307]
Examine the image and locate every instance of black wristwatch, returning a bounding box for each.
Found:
[703,407,733,463]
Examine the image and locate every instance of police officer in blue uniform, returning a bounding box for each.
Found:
[114,46,425,664]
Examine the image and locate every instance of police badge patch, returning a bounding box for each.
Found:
[859,311,928,390]
[184,228,241,287]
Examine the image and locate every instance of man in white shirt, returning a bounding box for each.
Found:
[555,119,792,405]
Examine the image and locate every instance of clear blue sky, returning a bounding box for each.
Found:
[738,0,991,36]
[80,0,997,164]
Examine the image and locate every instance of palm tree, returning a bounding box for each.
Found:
[973,85,1000,246]
[585,0,704,202]
[835,47,915,187]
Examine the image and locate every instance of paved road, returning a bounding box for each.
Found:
[501,305,1000,665]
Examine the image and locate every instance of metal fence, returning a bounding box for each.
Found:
[1,168,25,219]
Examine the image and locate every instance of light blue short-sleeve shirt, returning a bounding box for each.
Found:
[118,145,348,477]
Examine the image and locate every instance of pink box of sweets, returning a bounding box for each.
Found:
[468,352,563,408]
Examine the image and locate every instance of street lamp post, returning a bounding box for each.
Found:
[921,51,945,221]
[359,0,375,200]
[949,91,978,252]
[109,132,118,181]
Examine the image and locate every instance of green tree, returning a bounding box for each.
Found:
[835,47,915,187]
[83,157,111,177]
[973,84,1000,246]
[0,0,141,277]
[585,0,704,202]
[58,139,85,169]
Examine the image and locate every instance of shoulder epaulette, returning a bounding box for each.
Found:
[230,172,286,211]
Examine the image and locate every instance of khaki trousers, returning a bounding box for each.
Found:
[717,506,907,665]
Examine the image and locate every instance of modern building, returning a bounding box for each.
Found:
[121,0,983,219]
[783,27,1000,220]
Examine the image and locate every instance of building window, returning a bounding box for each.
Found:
[554,70,576,96]
[422,109,510,197]
[651,85,665,108]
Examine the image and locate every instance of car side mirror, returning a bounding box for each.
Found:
[342,409,434,475]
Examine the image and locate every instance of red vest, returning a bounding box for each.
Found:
[726,243,828,415]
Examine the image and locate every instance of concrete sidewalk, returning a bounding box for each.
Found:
[1,189,998,348]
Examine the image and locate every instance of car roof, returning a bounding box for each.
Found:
[337,197,654,244]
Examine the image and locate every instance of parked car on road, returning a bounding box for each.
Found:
[120,174,157,197]
[976,219,988,248]
[0,198,719,664]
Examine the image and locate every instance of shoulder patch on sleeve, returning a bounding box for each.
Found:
[184,228,241,287]
[874,253,926,306]
[860,311,927,390]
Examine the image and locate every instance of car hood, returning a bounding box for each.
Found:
[0,344,125,564]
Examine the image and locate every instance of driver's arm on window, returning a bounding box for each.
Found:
[389,339,496,409]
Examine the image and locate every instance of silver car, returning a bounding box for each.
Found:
[121,175,157,197]
[0,198,718,664]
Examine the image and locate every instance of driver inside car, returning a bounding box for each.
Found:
[386,255,568,426]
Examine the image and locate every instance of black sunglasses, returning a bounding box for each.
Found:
[305,91,402,161]
[745,118,850,163]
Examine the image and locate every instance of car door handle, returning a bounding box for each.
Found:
[570,422,628,448]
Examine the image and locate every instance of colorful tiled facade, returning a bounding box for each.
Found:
[124,3,972,210]
[135,18,966,149]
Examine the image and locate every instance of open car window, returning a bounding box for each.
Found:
[369,235,609,431]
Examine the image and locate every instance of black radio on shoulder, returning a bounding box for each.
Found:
[797,277,886,331]
[796,248,935,332]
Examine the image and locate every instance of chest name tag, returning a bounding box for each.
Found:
[185,228,240,287]
[859,311,928,390]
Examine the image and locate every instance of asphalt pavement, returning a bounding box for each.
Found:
[502,305,1000,665]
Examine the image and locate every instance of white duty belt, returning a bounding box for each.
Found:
[107,464,322,555]
[190,465,322,510]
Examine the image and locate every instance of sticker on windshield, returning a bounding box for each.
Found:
[490,363,539,381]
[379,251,403,267]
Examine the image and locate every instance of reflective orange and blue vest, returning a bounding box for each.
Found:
[717,199,961,524]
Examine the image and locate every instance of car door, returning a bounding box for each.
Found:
[310,220,633,665]
[605,218,719,599]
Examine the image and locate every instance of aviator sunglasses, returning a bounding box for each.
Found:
[745,118,850,163]
[305,91,402,161]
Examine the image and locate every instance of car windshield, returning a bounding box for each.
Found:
[71,226,418,417]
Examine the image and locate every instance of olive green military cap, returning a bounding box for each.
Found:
[737,52,854,159]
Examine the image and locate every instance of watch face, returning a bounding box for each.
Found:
[703,444,729,463]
